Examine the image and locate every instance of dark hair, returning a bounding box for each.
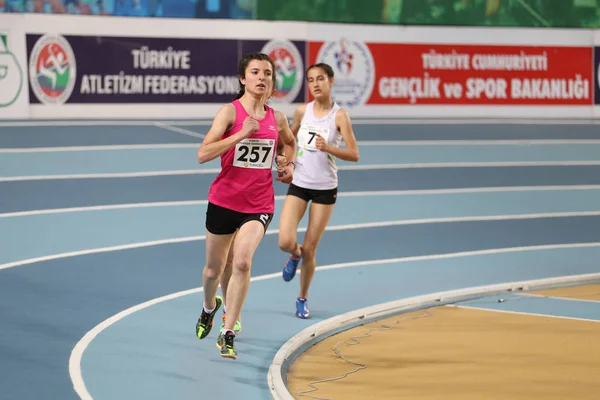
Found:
[305,63,334,80]
[234,52,276,100]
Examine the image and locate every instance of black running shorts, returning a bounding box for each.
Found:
[287,183,338,205]
[205,202,274,235]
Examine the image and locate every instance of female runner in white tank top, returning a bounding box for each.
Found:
[278,63,360,319]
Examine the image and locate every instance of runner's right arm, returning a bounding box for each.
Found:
[197,104,257,164]
[290,104,306,137]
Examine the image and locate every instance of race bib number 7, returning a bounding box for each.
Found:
[297,124,329,151]
[233,138,275,169]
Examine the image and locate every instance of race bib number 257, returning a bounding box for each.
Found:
[233,138,275,169]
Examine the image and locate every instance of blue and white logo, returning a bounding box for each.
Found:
[316,38,375,108]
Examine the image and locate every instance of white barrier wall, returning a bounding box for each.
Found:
[1,13,600,120]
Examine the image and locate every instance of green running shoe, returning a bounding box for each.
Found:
[219,312,242,336]
[195,296,222,339]
[217,331,238,360]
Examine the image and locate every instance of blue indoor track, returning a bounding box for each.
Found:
[1,119,600,400]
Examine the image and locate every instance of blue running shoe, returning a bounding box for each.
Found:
[296,297,310,319]
[283,255,301,282]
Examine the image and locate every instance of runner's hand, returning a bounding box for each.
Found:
[276,163,294,184]
[241,117,260,138]
[276,155,287,174]
[315,135,328,152]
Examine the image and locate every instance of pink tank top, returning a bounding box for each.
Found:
[207,99,279,214]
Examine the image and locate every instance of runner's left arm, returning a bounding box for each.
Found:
[275,111,297,183]
[315,108,359,162]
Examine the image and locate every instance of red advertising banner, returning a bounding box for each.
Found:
[308,40,593,106]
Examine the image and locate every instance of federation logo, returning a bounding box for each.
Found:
[0,32,24,108]
[316,38,375,108]
[29,34,77,105]
[261,39,303,104]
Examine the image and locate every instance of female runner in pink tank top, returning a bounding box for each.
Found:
[193,52,296,360]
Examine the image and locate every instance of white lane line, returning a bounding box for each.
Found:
[0,200,209,218]
[2,118,599,127]
[514,292,600,304]
[347,118,600,125]
[3,211,600,271]
[0,169,219,181]
[452,304,600,323]
[0,144,200,153]
[153,122,206,139]
[337,161,600,170]
[4,139,600,153]
[0,120,212,127]
[3,185,600,218]
[355,139,600,146]
[3,160,600,182]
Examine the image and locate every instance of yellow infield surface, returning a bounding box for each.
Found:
[286,304,600,400]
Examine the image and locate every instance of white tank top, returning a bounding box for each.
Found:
[292,101,342,190]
